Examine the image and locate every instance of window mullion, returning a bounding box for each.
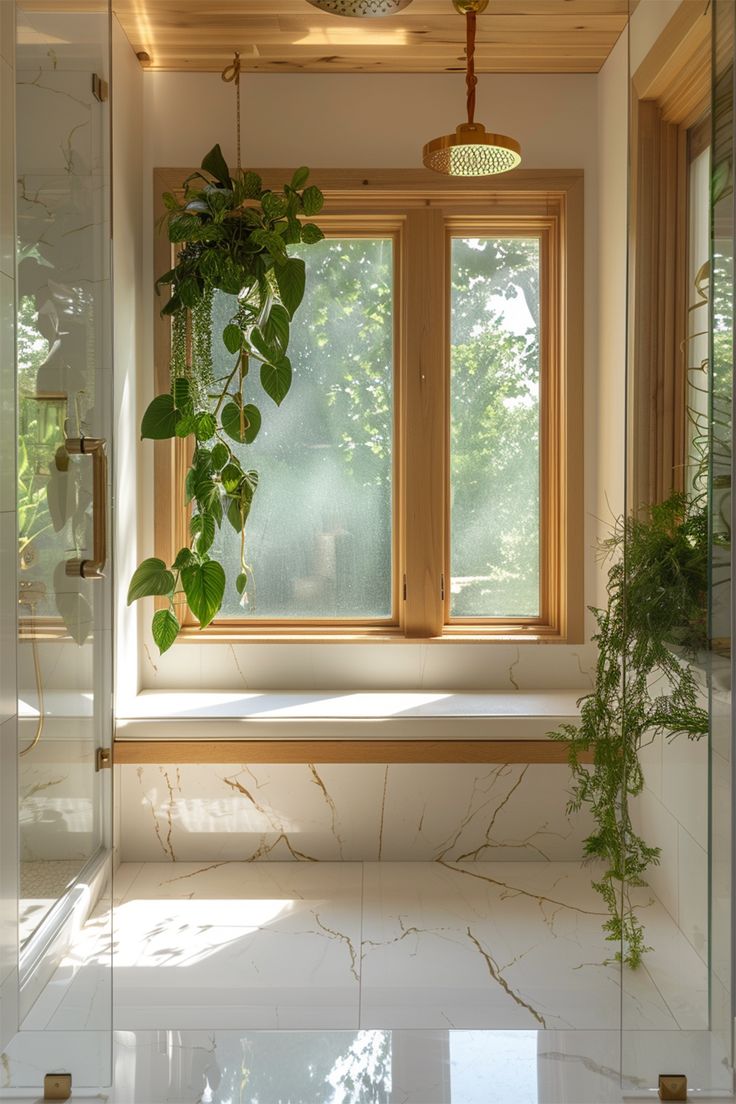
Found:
[402,207,446,638]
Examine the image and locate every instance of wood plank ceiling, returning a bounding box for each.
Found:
[107,0,630,75]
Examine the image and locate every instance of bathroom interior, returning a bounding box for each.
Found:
[0,0,734,1100]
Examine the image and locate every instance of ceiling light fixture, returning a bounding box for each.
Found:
[423,0,521,177]
[306,0,414,16]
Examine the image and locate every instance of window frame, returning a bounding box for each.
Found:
[151,168,584,643]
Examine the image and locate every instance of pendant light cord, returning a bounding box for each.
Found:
[465,11,477,125]
[221,51,242,173]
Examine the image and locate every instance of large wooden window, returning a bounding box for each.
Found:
[153,170,584,642]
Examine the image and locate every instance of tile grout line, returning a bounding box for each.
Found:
[358,860,365,1030]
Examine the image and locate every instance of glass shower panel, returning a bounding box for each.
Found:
[621,0,734,1093]
[3,1,114,1091]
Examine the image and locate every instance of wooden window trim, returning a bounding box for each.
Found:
[629,0,711,508]
[152,168,584,644]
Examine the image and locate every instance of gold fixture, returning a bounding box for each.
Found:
[423,0,521,177]
[306,0,414,15]
[658,1074,687,1101]
[18,581,47,758]
[44,1073,72,1101]
[60,437,108,580]
[92,73,108,102]
[96,746,112,771]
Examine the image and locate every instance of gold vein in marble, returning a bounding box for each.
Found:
[434,765,521,862]
[21,775,66,799]
[453,765,530,862]
[377,766,389,860]
[137,767,177,862]
[313,911,359,982]
[228,644,249,687]
[222,772,284,833]
[160,861,232,886]
[245,833,319,863]
[437,861,607,919]
[307,765,345,859]
[466,926,547,1027]
[143,642,159,674]
[508,647,521,690]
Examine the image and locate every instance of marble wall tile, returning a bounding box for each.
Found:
[630,788,679,925]
[0,716,18,992]
[0,271,15,514]
[141,639,597,694]
[660,732,708,850]
[18,727,97,861]
[676,825,708,964]
[0,510,17,724]
[0,56,14,280]
[119,763,593,864]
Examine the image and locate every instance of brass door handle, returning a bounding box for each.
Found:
[63,437,108,580]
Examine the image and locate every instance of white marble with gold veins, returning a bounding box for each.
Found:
[20,860,708,1040]
[120,762,593,863]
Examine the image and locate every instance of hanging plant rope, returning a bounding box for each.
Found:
[221,51,242,173]
[127,59,325,653]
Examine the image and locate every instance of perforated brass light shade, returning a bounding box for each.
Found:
[306,0,414,15]
[423,122,521,177]
[423,1,521,177]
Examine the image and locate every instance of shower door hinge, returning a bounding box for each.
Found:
[44,1073,72,1101]
[96,746,112,771]
[92,73,108,102]
[658,1073,687,1101]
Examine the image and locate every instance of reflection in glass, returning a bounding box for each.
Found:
[449,237,541,619]
[210,238,394,620]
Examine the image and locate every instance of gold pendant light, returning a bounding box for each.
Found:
[306,0,414,16]
[423,0,521,177]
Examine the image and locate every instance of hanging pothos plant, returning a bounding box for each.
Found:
[551,493,710,969]
[127,145,325,652]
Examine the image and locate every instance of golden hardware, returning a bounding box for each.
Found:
[92,73,108,102]
[60,437,108,580]
[96,746,112,771]
[44,1072,72,1101]
[423,1,521,176]
[658,1073,687,1101]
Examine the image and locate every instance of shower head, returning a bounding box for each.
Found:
[306,0,414,16]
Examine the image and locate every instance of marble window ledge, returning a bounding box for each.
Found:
[114,689,586,742]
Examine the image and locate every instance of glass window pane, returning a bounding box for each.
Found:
[450,236,541,619]
[210,237,394,620]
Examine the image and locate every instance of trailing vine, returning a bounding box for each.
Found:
[551,493,709,968]
[127,145,325,652]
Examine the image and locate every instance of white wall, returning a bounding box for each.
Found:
[0,0,18,1049]
[120,70,602,698]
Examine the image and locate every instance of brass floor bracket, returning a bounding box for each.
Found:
[659,1073,687,1101]
[44,1072,72,1100]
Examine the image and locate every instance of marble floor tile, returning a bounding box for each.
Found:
[110,863,363,1031]
[10,860,712,1049]
[359,862,703,1031]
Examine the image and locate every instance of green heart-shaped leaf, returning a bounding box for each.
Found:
[181,560,226,628]
[152,608,180,654]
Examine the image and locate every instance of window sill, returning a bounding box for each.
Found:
[115,689,585,742]
[172,626,576,645]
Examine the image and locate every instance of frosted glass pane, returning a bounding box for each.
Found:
[212,238,393,619]
[450,237,541,618]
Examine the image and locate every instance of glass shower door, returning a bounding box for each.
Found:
[4,0,114,1090]
[621,0,734,1093]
